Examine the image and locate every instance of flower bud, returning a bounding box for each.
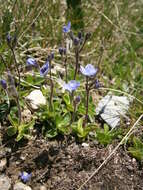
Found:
[78,32,82,39]
[94,79,100,89]
[51,52,54,59]
[85,32,91,40]
[73,37,80,46]
[0,79,7,89]
[59,47,63,55]
[6,34,12,44]
[74,96,81,104]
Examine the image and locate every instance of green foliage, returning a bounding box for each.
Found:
[0,102,9,121]
[66,0,84,30]
[7,126,17,137]
[16,120,35,141]
[72,118,93,139]
[1,8,13,40]
[96,124,119,146]
[36,99,72,138]
[0,0,143,145]
[7,114,35,141]
[128,137,143,161]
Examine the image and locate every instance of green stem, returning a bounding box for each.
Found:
[10,47,21,89]
[16,97,21,125]
[74,48,79,80]
[49,61,53,111]
[65,55,68,83]
[84,76,89,126]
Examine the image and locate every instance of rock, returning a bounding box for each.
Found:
[82,143,89,148]
[0,175,11,190]
[25,90,46,110]
[14,182,32,190]
[22,107,32,122]
[40,186,47,190]
[0,158,7,171]
[96,94,131,129]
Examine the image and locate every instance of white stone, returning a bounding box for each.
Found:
[25,90,46,110]
[40,186,47,190]
[96,94,131,129]
[82,143,89,147]
[0,158,7,171]
[14,182,32,190]
[0,175,11,190]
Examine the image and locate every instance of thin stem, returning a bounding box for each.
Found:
[61,54,68,83]
[16,97,21,125]
[49,61,53,110]
[74,48,79,80]
[79,37,87,53]
[84,77,89,126]
[64,55,68,83]
[71,102,77,124]
[10,47,21,88]
[5,90,10,110]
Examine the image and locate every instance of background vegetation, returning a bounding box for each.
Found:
[0,0,143,156]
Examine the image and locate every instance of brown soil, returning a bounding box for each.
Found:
[1,134,143,190]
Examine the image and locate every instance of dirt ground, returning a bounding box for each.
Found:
[1,132,143,190]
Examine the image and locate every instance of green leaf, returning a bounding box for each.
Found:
[104,124,110,133]
[72,118,90,138]
[16,120,35,141]
[96,126,114,146]
[77,118,84,135]
[0,103,9,120]
[56,114,71,134]
[7,126,17,136]
[128,137,143,161]
[8,115,18,127]
[45,128,58,138]
[21,74,45,87]
[63,93,71,106]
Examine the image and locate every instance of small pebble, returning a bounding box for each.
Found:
[0,158,7,171]
[14,182,32,190]
[0,175,11,190]
[132,158,136,163]
[82,143,89,148]
[40,185,47,190]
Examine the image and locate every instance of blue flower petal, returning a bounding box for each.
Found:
[63,21,71,33]
[80,64,98,77]
[40,61,49,76]
[20,172,32,183]
[63,80,80,92]
[26,58,38,68]
[0,79,7,89]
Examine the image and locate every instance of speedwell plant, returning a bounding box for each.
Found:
[0,22,99,140]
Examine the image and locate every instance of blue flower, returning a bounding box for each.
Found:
[80,64,98,77]
[63,22,71,33]
[26,58,38,68]
[20,172,32,183]
[0,79,7,89]
[59,47,66,55]
[40,61,49,76]
[47,52,54,61]
[6,34,12,44]
[63,80,80,93]
[95,79,100,89]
